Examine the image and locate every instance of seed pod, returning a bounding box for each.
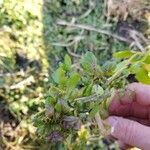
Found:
[47,131,63,143]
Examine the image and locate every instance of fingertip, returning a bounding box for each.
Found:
[128,82,150,106]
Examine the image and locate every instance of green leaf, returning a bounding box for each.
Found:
[46,96,56,106]
[80,51,97,72]
[92,84,104,95]
[52,67,66,84]
[102,61,116,76]
[55,99,71,113]
[113,50,134,59]
[142,53,150,63]
[64,54,72,70]
[129,62,142,74]
[114,61,127,72]
[144,64,150,72]
[65,72,81,97]
[54,102,62,113]
[83,83,93,96]
[135,68,150,84]
[67,72,80,89]
[89,105,99,117]
[49,85,65,97]
[60,100,71,113]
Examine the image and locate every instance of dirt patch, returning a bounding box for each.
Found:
[0,96,18,149]
[0,100,16,124]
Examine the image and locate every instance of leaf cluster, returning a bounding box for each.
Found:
[34,50,150,148]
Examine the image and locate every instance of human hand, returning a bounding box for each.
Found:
[107,83,150,150]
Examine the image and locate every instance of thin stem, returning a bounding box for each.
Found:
[95,112,105,134]
[57,20,131,43]
[107,53,138,85]
[75,92,110,103]
[67,47,82,58]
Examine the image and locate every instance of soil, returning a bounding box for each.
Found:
[0,96,18,149]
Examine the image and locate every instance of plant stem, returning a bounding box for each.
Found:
[95,112,105,135]
[75,92,110,103]
[107,53,138,85]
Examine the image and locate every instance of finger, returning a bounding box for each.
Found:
[110,82,150,107]
[110,83,138,109]
[107,116,150,150]
[124,83,150,106]
[109,83,150,118]
[127,117,150,126]
[109,101,150,119]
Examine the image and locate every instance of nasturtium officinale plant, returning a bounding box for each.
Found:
[34,50,150,148]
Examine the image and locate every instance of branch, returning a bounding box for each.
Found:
[51,36,84,48]
[67,48,82,58]
[57,20,131,43]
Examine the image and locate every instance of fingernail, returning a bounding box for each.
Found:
[107,117,118,134]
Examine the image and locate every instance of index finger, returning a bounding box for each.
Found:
[127,82,150,106]
[109,83,150,118]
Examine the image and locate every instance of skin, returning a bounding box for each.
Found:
[107,83,150,150]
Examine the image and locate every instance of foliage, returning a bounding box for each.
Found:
[0,0,49,149]
[0,0,48,71]
[43,0,129,68]
[34,50,150,149]
[0,0,150,149]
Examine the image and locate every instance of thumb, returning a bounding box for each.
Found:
[107,116,150,150]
